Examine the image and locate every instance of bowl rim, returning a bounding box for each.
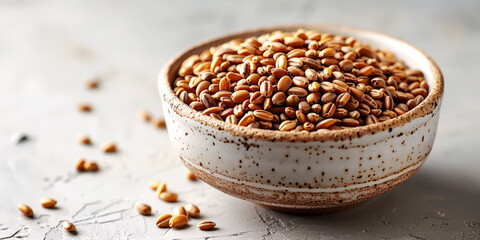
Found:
[158,24,444,142]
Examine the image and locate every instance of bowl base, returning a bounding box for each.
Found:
[180,155,424,213]
[256,201,363,214]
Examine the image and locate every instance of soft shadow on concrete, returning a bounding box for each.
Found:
[265,166,480,239]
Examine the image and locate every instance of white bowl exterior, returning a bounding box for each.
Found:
[162,99,440,208]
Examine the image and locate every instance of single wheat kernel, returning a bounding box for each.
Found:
[135,202,152,215]
[148,180,161,191]
[156,214,172,228]
[75,158,86,171]
[186,171,197,181]
[102,143,116,153]
[155,182,167,196]
[159,192,177,203]
[184,203,200,218]
[39,197,57,208]
[173,206,187,216]
[84,161,99,172]
[63,221,76,232]
[197,221,216,230]
[140,110,152,122]
[152,119,166,128]
[77,135,91,145]
[169,215,189,229]
[17,203,33,217]
[85,78,99,89]
[77,103,92,112]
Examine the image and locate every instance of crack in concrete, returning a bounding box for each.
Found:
[71,201,102,218]
[0,228,28,240]
[0,229,21,240]
[204,231,251,239]
[465,221,480,236]
[34,214,51,221]
[160,228,171,238]
[408,233,427,240]
[0,223,7,231]
[253,207,297,239]
[254,206,275,239]
[91,199,125,215]
[140,215,147,234]
[73,207,131,225]
[169,231,251,240]
[42,171,80,191]
[36,198,130,238]
[97,212,125,224]
[42,220,64,240]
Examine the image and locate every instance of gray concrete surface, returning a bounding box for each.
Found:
[0,0,479,239]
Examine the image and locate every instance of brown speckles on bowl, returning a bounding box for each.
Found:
[158,24,443,212]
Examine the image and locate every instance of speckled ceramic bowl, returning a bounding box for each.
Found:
[158,24,444,212]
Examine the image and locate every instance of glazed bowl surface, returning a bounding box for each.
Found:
[158,24,444,212]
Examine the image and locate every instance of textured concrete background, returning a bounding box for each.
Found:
[1,0,479,239]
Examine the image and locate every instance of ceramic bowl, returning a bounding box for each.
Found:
[158,24,444,212]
